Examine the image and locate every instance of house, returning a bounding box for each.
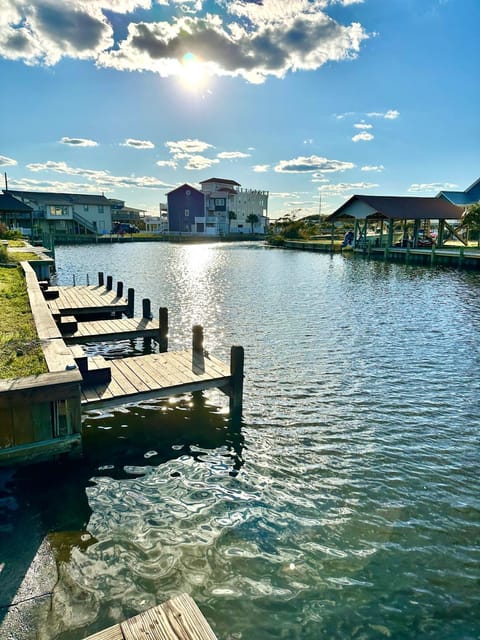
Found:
[166,178,269,236]
[327,194,464,247]
[437,177,480,207]
[4,190,114,238]
[0,192,33,235]
[109,200,146,229]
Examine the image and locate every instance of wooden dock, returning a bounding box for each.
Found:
[47,284,132,319]
[84,593,217,640]
[0,267,244,465]
[81,349,231,408]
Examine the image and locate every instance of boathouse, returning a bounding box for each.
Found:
[327,195,464,248]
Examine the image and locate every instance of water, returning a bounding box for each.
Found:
[1,242,479,639]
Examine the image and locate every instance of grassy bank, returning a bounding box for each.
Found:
[0,264,48,379]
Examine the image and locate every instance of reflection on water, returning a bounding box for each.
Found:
[1,243,480,639]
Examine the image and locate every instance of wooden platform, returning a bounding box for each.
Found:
[47,285,130,317]
[63,317,160,344]
[84,593,217,640]
[81,350,231,408]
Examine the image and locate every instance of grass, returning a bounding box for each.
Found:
[0,265,48,379]
[7,240,26,247]
[10,251,43,261]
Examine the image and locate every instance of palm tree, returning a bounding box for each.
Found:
[246,213,259,234]
[463,203,480,247]
[228,211,237,234]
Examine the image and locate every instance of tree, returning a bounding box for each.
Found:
[246,213,259,233]
[463,202,480,247]
[228,211,237,234]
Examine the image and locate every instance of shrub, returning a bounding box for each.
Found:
[0,222,23,240]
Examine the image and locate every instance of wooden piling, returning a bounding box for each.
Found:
[229,345,244,415]
[127,288,135,318]
[98,271,104,287]
[106,275,113,291]
[142,298,152,319]
[159,307,168,352]
[192,325,204,353]
[116,281,123,298]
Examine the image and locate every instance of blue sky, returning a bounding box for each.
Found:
[0,0,478,219]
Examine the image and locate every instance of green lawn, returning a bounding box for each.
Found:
[0,265,48,379]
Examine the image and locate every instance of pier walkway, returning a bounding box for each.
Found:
[81,350,231,409]
[47,284,131,319]
[62,316,160,344]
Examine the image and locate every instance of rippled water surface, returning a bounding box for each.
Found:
[1,242,480,639]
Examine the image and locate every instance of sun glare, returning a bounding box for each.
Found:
[180,52,205,90]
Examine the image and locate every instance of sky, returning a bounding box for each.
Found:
[0,0,479,220]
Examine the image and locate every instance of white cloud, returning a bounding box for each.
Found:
[353,122,372,129]
[253,164,270,172]
[61,137,98,147]
[217,151,251,159]
[303,138,313,144]
[352,131,374,142]
[311,173,330,183]
[361,164,384,172]
[275,155,355,173]
[319,181,379,194]
[0,154,17,166]
[156,159,177,168]
[184,155,220,170]
[166,138,214,157]
[408,182,458,193]
[25,159,172,189]
[122,138,155,149]
[367,109,400,119]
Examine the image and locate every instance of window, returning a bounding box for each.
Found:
[49,205,69,216]
[84,204,89,212]
[215,198,225,206]
[98,205,104,213]
[186,190,191,196]
[185,209,190,217]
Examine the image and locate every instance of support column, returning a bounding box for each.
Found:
[192,325,204,353]
[229,346,244,416]
[159,307,168,352]
[98,271,104,287]
[127,288,135,318]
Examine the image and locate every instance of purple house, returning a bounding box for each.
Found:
[166,184,205,233]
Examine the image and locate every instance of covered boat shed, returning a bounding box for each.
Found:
[327,195,464,249]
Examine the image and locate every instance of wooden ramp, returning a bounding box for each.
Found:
[47,285,131,318]
[84,593,217,640]
[81,350,231,408]
[63,317,160,344]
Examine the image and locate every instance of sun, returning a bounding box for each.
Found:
[180,52,205,90]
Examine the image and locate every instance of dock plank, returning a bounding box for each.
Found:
[63,317,160,344]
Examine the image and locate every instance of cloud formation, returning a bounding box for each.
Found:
[275,155,355,173]
[122,138,155,149]
[253,164,270,172]
[0,155,17,166]
[367,109,400,119]
[361,164,384,172]
[25,159,172,189]
[352,131,374,142]
[0,0,369,83]
[61,137,98,146]
[166,138,214,156]
[217,151,250,159]
[408,182,458,193]
[318,181,379,194]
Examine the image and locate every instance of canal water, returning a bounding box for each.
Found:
[1,242,480,639]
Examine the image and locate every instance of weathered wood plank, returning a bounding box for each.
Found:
[120,594,217,640]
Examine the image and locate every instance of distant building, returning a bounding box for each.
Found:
[166,178,269,236]
[437,177,480,207]
[0,192,33,235]
[109,200,146,229]
[4,189,114,237]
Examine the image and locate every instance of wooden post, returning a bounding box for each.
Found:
[430,245,436,267]
[159,307,168,352]
[98,271,104,286]
[116,281,123,298]
[127,288,135,318]
[229,346,244,416]
[142,298,152,319]
[73,274,76,286]
[458,246,464,269]
[86,273,90,286]
[192,325,204,353]
[106,275,113,291]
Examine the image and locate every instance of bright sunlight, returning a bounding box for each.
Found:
[180,52,205,90]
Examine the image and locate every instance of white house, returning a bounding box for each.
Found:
[6,190,114,237]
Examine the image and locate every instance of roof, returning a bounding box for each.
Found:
[165,183,203,196]
[437,191,473,206]
[199,178,241,186]
[328,195,463,221]
[6,189,111,206]
[0,192,33,213]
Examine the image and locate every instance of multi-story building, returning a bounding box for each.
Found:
[166,178,269,236]
[5,189,114,238]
